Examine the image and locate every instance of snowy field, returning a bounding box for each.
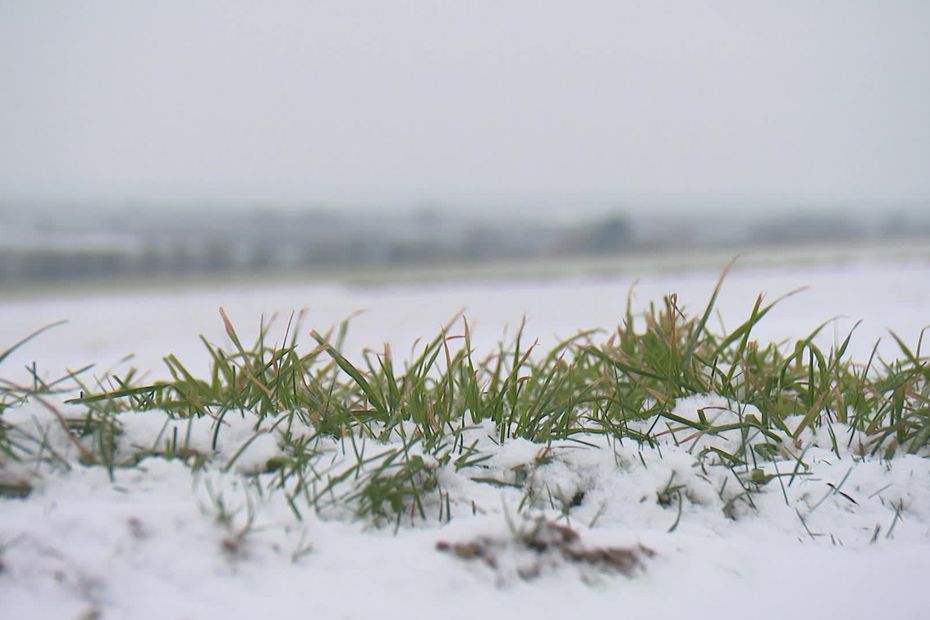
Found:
[2,258,930,619]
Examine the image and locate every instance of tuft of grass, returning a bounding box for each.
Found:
[3,270,929,527]
[0,321,93,469]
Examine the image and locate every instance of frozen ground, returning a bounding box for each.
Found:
[2,258,930,619]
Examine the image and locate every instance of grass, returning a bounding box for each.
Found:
[0,321,92,483]
[1,267,929,525]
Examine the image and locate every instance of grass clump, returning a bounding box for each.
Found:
[0,321,91,479]
[2,267,929,526]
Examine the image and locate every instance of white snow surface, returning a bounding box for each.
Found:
[2,260,930,619]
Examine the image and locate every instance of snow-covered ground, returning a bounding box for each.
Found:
[2,258,930,619]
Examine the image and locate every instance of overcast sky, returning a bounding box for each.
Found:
[1,1,929,213]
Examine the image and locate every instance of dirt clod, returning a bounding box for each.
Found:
[436,517,654,581]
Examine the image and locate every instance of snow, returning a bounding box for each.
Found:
[2,259,930,619]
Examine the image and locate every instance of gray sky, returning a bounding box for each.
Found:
[1,1,929,212]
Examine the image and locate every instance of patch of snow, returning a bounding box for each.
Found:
[3,261,930,618]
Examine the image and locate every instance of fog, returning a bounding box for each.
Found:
[2,1,929,213]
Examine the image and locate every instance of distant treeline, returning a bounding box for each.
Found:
[1,207,927,284]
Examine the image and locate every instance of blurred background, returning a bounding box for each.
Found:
[2,1,930,289]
